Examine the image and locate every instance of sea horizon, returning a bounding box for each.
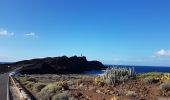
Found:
[105,64,170,67]
[83,64,170,75]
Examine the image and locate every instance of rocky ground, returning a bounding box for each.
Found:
[15,73,170,100]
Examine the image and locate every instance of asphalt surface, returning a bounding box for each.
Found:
[0,73,9,100]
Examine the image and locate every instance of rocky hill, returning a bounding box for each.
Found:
[1,56,106,74]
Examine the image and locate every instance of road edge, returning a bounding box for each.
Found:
[6,74,9,100]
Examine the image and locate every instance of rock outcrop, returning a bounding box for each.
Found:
[8,56,106,74]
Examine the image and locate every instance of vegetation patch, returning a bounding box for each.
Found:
[94,76,105,86]
[52,91,77,100]
[37,81,69,99]
[143,76,160,84]
[16,72,170,100]
[26,81,35,90]
[33,82,46,92]
[137,72,163,79]
[160,81,170,91]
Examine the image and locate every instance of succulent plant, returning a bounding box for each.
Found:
[103,67,136,85]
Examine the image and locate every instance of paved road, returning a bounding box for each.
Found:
[0,73,9,100]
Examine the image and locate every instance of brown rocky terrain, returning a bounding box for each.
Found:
[16,73,170,100]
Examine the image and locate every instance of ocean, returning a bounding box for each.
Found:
[83,65,170,75]
[0,62,11,64]
[110,65,170,73]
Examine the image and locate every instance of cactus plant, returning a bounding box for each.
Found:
[103,67,136,85]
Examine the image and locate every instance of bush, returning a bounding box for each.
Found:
[103,67,136,85]
[17,77,37,84]
[67,81,74,86]
[26,77,37,82]
[22,81,30,86]
[69,97,78,100]
[137,72,163,79]
[33,83,46,92]
[94,76,105,86]
[143,76,159,84]
[37,81,69,100]
[17,77,28,83]
[126,91,137,97]
[42,83,61,93]
[37,84,59,100]
[52,92,78,100]
[26,82,35,90]
[160,81,170,91]
[52,92,69,100]
[56,81,69,90]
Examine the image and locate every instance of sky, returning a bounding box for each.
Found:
[0,0,170,66]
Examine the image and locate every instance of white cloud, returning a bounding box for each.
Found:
[0,28,14,36]
[156,49,170,57]
[25,32,35,36]
[24,32,39,38]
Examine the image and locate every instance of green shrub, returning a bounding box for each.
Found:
[17,77,28,83]
[52,92,69,100]
[42,83,60,93]
[26,77,37,82]
[37,84,59,100]
[137,72,163,79]
[33,83,46,92]
[69,97,78,100]
[22,81,30,86]
[94,76,105,87]
[56,81,69,90]
[17,77,37,83]
[67,81,74,86]
[160,81,170,91]
[37,81,69,100]
[52,92,78,100]
[26,82,35,90]
[143,76,159,84]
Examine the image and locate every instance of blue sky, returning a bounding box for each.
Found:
[0,0,170,66]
